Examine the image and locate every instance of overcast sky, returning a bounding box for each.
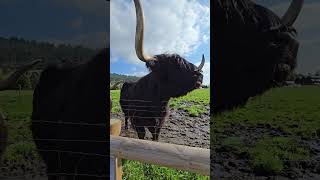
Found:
[0,0,108,49]
[110,0,210,85]
[257,0,320,75]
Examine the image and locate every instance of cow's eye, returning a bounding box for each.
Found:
[195,70,202,74]
[193,70,201,77]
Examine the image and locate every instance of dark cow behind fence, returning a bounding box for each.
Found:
[0,60,42,160]
[212,0,304,113]
[31,49,108,180]
[119,0,205,141]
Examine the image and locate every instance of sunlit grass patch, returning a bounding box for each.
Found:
[122,160,209,180]
[111,88,210,117]
[249,136,309,175]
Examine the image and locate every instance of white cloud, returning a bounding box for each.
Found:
[202,34,210,44]
[126,70,148,77]
[110,0,210,64]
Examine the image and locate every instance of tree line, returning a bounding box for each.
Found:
[0,36,102,90]
[0,36,99,66]
[110,73,139,90]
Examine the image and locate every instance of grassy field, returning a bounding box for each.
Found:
[212,86,320,175]
[2,86,318,177]
[0,89,210,179]
[111,88,210,117]
[0,90,43,175]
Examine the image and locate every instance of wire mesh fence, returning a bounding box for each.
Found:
[0,94,209,179]
[0,118,110,179]
[111,98,210,147]
[5,95,317,178]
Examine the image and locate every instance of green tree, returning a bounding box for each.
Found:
[30,72,40,89]
[16,74,31,89]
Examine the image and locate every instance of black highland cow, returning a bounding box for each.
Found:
[119,0,205,141]
[31,49,108,180]
[213,0,304,112]
[0,60,41,160]
[0,113,6,159]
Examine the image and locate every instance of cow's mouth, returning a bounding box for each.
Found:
[273,63,292,85]
[195,81,202,88]
[272,32,299,85]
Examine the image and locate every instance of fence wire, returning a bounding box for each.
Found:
[0,96,208,179]
[111,98,210,141]
[1,118,110,179]
[118,100,207,154]
[2,117,205,133]
[1,96,209,178]
[1,93,318,179]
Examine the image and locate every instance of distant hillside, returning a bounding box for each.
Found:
[110,73,139,83]
[0,36,99,66]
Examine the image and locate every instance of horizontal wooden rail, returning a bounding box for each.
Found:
[110,135,210,176]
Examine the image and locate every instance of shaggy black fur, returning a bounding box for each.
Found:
[0,113,7,160]
[31,49,108,180]
[120,54,204,140]
[212,0,300,113]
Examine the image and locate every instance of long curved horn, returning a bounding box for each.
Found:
[281,0,304,26]
[197,54,205,70]
[133,0,155,62]
[0,59,42,91]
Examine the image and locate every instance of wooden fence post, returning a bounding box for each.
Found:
[110,119,122,180]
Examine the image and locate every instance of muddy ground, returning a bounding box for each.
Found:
[211,123,320,180]
[111,107,210,149]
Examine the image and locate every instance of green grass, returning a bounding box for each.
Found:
[110,90,121,113]
[212,86,319,175]
[0,90,41,173]
[249,136,309,175]
[213,86,320,139]
[111,88,210,179]
[122,160,209,180]
[220,137,248,157]
[111,88,210,117]
[0,90,209,178]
